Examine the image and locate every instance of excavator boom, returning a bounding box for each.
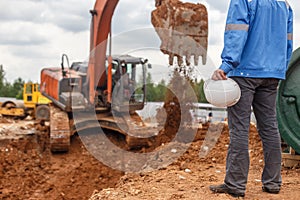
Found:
[88,0,119,104]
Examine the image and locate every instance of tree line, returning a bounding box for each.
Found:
[144,72,208,103]
[0,65,208,103]
[0,65,25,99]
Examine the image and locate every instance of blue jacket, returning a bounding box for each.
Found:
[220,0,293,80]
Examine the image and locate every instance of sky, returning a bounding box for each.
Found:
[0,0,299,83]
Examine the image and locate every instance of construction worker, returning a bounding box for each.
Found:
[120,61,134,100]
[209,0,293,198]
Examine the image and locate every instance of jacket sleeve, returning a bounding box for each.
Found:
[286,6,293,68]
[219,0,250,74]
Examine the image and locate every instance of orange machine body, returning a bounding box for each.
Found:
[41,67,83,110]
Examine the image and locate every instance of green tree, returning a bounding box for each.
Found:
[0,65,25,99]
[0,65,10,97]
[192,79,208,103]
[198,79,208,103]
[13,78,25,99]
[136,72,168,102]
[0,65,5,90]
[155,79,167,102]
[145,72,156,101]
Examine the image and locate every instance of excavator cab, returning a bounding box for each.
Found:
[109,55,148,112]
[58,55,151,112]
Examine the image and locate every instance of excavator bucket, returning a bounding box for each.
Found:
[151,0,208,66]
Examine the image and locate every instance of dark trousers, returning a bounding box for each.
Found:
[224,77,282,193]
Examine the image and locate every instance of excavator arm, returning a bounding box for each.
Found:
[87,0,119,104]
[87,0,208,104]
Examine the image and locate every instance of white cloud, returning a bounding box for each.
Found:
[0,21,49,46]
[0,0,92,32]
[112,0,154,33]
[0,0,45,22]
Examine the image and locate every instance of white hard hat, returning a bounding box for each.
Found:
[204,78,241,107]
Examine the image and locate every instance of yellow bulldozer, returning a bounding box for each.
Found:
[0,83,51,120]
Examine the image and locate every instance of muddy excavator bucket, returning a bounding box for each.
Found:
[152,0,208,66]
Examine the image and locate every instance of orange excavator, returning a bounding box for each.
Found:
[40,0,208,152]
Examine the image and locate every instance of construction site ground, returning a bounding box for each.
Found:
[0,117,299,200]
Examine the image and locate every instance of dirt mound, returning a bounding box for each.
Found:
[0,123,123,200]
[0,116,299,200]
[0,118,11,123]
[89,123,300,200]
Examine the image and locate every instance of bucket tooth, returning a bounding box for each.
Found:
[186,53,191,66]
[168,53,175,66]
[194,54,199,66]
[177,55,183,66]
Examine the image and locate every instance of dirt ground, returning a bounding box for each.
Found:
[0,118,124,200]
[0,117,299,200]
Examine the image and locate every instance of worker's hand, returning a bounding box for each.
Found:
[211,69,227,80]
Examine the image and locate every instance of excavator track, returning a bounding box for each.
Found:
[50,106,71,152]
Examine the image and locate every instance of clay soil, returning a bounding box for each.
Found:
[0,118,123,200]
[0,117,299,200]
